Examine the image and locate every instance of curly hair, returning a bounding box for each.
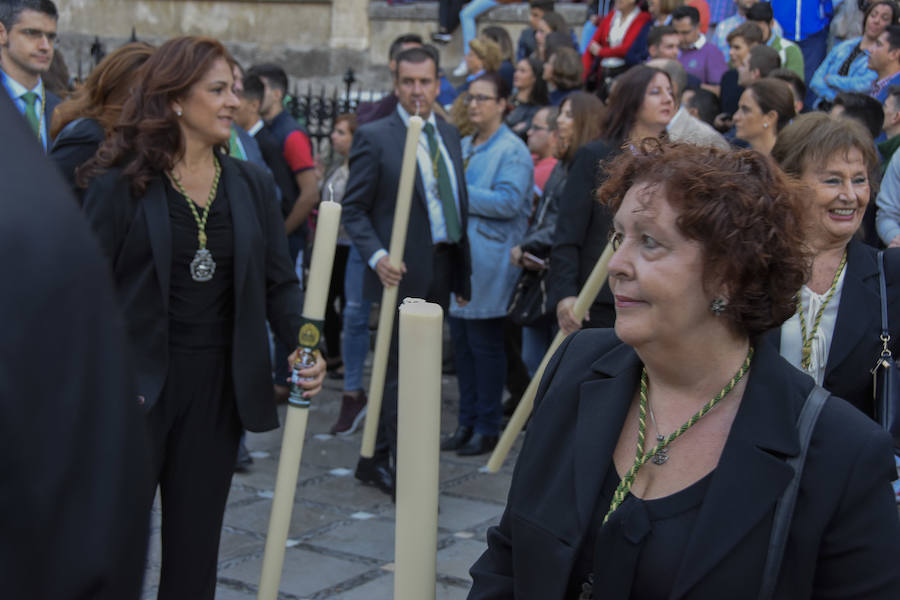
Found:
[78,36,234,196]
[597,142,810,336]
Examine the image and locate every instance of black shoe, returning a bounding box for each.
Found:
[440,425,473,451]
[457,433,498,456]
[355,456,395,499]
[234,441,253,473]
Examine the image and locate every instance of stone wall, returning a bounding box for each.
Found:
[55,0,587,91]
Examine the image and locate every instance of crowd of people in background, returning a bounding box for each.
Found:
[5,0,900,597]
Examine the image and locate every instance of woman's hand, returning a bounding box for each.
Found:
[589,41,601,56]
[510,245,523,266]
[557,296,587,336]
[286,349,326,398]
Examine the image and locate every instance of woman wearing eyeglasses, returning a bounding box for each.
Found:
[440,72,534,456]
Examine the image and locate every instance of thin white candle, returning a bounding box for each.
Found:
[257,201,342,600]
[486,242,614,473]
[360,115,424,458]
[394,299,442,600]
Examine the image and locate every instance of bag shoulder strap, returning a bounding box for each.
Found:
[757,385,829,600]
[878,250,891,340]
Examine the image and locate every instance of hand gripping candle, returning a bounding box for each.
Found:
[359,114,424,458]
[257,200,341,600]
[486,242,614,473]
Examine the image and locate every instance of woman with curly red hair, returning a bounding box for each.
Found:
[469,143,900,599]
[79,36,325,598]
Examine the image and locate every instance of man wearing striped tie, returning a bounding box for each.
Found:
[0,0,60,152]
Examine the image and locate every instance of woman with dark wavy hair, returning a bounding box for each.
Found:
[470,142,900,599]
[49,41,155,200]
[80,36,325,599]
[506,56,549,138]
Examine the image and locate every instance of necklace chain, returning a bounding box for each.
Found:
[797,248,847,371]
[169,157,222,249]
[602,346,754,525]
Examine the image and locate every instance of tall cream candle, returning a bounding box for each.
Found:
[486,242,614,473]
[257,201,342,600]
[360,115,424,458]
[394,299,442,600]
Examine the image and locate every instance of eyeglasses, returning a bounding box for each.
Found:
[463,93,498,104]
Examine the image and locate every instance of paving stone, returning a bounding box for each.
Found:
[328,571,470,599]
[218,547,372,598]
[209,586,258,600]
[437,495,504,532]
[442,471,513,505]
[436,538,490,582]
[294,472,393,512]
[223,497,343,537]
[307,517,397,562]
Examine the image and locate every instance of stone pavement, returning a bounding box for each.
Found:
[142,369,524,599]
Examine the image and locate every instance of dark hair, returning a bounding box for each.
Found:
[600,65,670,144]
[772,112,879,195]
[78,36,234,196]
[540,11,569,34]
[769,68,806,107]
[728,22,764,46]
[0,0,57,28]
[598,142,810,337]
[685,87,720,125]
[647,25,677,49]
[746,1,774,23]
[334,112,358,135]
[889,83,900,104]
[833,92,885,139]
[51,42,155,139]
[483,25,514,62]
[747,78,796,132]
[247,63,288,95]
[519,56,550,105]
[748,44,780,77]
[241,73,265,104]
[544,31,574,61]
[883,24,900,50]
[389,33,423,61]
[864,1,900,31]
[393,46,439,77]
[471,71,511,103]
[529,0,555,11]
[550,46,583,90]
[560,91,604,163]
[672,5,700,25]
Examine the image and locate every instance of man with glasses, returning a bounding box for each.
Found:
[527,106,558,193]
[0,0,60,152]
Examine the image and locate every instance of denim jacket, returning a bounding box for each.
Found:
[810,37,876,104]
[451,124,533,319]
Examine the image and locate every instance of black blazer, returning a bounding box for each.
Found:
[342,111,471,303]
[469,329,900,599]
[549,138,618,327]
[49,116,104,202]
[82,155,301,432]
[764,239,900,419]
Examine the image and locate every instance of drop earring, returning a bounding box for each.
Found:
[710,297,727,315]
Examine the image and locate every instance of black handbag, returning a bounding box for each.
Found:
[507,267,550,327]
[873,251,900,453]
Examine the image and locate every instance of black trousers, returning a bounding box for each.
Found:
[146,347,242,600]
[373,245,453,462]
[324,244,350,361]
[438,0,466,32]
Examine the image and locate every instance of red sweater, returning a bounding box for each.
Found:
[581,9,652,78]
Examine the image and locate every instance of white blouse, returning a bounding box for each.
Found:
[601,8,641,69]
[780,267,847,385]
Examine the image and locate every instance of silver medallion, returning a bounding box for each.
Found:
[190,248,216,282]
[651,435,669,466]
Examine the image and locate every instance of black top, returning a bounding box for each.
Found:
[568,464,713,599]
[165,177,234,348]
[719,69,743,119]
[48,116,105,204]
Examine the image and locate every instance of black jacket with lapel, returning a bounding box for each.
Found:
[764,239,900,419]
[341,110,471,304]
[82,155,301,432]
[469,329,900,599]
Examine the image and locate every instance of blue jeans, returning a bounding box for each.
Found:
[461,0,499,53]
[521,315,556,377]
[341,246,372,393]
[449,316,506,436]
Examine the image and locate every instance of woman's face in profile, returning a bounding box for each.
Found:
[513,59,535,91]
[801,148,870,249]
[608,182,714,349]
[733,89,769,141]
[556,98,574,146]
[175,57,239,147]
[636,72,675,131]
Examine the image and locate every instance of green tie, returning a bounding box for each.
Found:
[20,91,40,138]
[229,127,246,160]
[423,122,462,243]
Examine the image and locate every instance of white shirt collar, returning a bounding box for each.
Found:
[1,69,43,101]
[690,34,707,51]
[247,120,264,136]
[396,102,439,130]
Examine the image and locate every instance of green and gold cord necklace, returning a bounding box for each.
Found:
[602,346,754,525]
[170,157,222,282]
[797,249,847,371]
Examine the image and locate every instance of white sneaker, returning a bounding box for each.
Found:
[452,58,468,78]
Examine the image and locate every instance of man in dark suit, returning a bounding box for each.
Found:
[0,0,61,152]
[342,46,471,496]
[0,91,150,599]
